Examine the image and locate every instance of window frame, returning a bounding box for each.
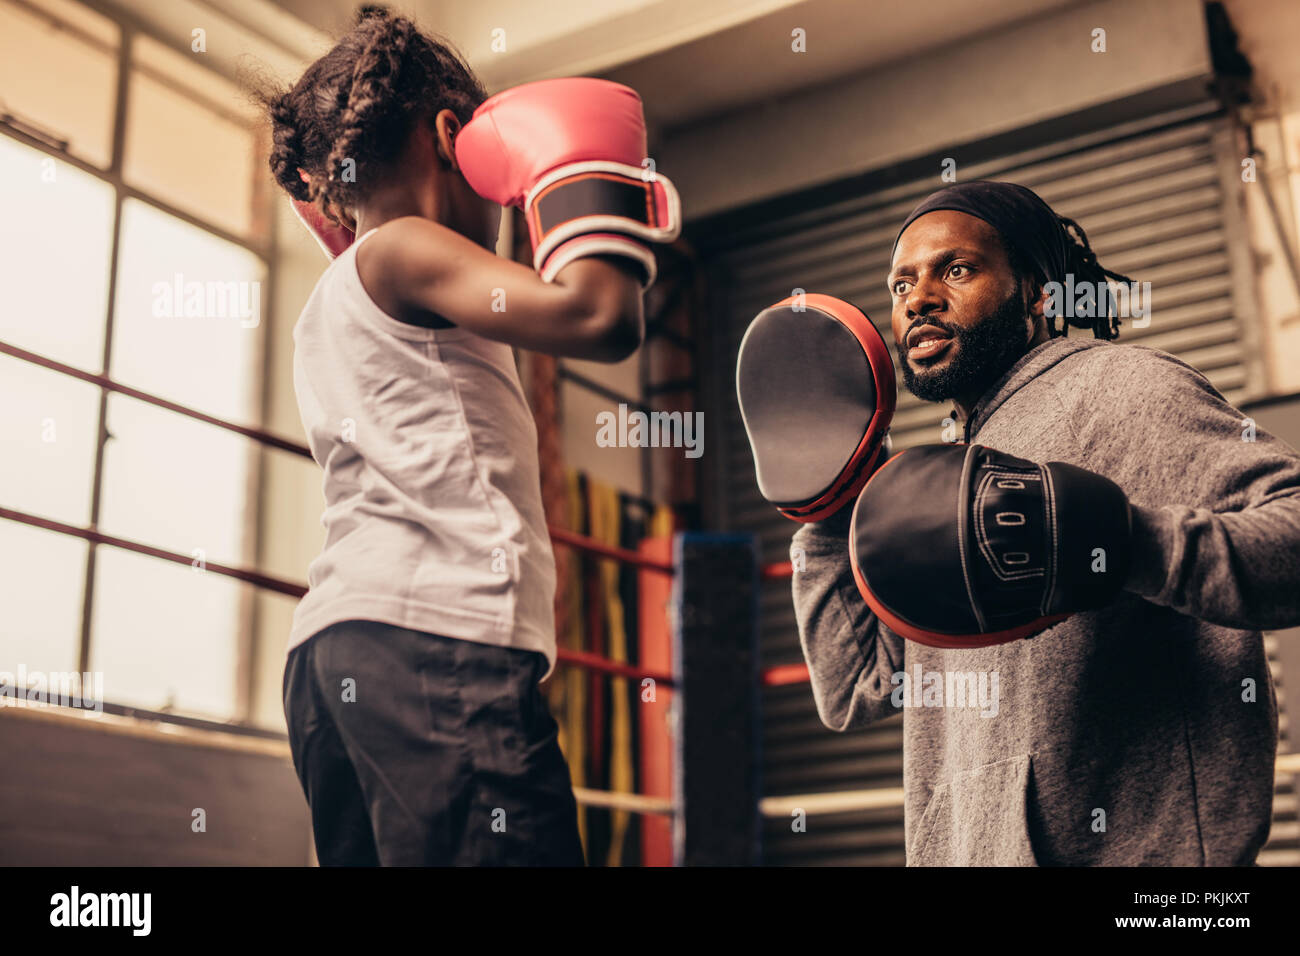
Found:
[0,0,280,733]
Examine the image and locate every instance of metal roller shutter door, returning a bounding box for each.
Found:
[701,100,1285,865]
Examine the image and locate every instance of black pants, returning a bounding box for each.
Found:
[283,621,584,866]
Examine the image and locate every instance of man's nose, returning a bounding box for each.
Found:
[906,277,945,319]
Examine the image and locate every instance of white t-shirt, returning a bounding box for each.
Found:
[287,229,557,675]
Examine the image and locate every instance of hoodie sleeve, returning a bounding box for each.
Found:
[790,507,908,731]
[1072,346,1300,630]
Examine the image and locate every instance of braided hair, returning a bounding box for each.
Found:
[261,6,485,223]
[1052,214,1133,340]
[999,213,1133,341]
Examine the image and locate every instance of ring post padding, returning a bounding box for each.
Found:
[671,532,761,866]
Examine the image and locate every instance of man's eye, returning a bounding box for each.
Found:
[948,264,969,278]
[892,280,911,296]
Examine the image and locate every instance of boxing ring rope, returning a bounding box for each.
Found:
[0,501,677,687]
[760,560,794,579]
[0,338,676,691]
[5,695,678,818]
[0,338,679,821]
[761,662,811,686]
[757,752,1300,818]
[572,787,675,816]
[755,552,1300,818]
[10,337,1298,839]
[0,340,310,457]
[547,524,674,576]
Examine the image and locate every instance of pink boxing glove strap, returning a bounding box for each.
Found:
[539,233,658,288]
[525,160,680,281]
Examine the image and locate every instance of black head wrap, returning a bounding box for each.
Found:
[891,181,1129,339]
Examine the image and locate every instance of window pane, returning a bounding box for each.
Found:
[0,0,119,168]
[259,445,322,583]
[89,546,241,720]
[0,136,113,371]
[250,589,300,732]
[98,393,251,568]
[110,199,263,422]
[123,35,261,239]
[0,521,87,677]
[0,353,100,526]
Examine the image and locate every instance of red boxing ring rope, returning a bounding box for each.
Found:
[0,339,675,687]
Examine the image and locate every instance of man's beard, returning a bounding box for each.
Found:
[899,289,1030,404]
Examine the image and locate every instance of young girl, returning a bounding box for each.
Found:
[264,9,677,865]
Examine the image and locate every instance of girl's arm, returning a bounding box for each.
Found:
[357,215,645,363]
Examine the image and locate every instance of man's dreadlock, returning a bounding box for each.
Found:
[1053,214,1134,341]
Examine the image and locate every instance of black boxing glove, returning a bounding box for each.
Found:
[849,443,1132,648]
[736,294,896,522]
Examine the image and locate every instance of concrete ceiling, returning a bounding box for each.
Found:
[101,0,1084,129]
[259,0,1082,127]
[602,0,1082,128]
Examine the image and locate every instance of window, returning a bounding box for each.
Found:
[0,0,280,727]
[0,0,119,169]
[124,35,262,239]
[0,134,113,370]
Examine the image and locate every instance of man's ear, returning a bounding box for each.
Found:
[1025,278,1050,339]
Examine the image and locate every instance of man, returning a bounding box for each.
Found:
[790,181,1300,865]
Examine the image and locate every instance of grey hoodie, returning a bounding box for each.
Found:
[791,336,1300,865]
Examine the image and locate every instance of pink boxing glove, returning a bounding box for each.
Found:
[290,170,354,260]
[454,77,681,287]
[291,199,355,259]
